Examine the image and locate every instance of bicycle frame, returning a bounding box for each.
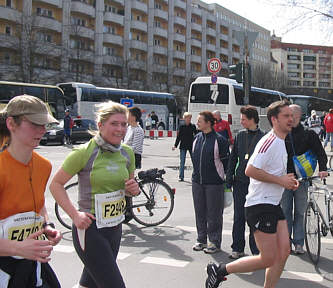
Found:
[308,179,331,234]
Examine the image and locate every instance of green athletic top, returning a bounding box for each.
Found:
[62,139,135,215]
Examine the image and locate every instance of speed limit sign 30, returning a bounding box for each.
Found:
[207,58,222,74]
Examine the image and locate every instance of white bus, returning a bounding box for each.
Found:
[188,77,287,134]
[57,82,178,130]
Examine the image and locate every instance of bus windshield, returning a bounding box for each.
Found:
[0,81,65,119]
[190,83,229,104]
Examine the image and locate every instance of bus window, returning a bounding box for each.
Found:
[234,86,244,105]
[81,88,93,102]
[24,86,45,101]
[108,90,122,103]
[190,84,229,104]
[0,85,22,102]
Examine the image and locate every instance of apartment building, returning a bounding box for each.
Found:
[0,0,270,93]
[271,36,333,91]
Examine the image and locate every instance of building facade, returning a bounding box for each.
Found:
[271,36,333,95]
[0,0,270,94]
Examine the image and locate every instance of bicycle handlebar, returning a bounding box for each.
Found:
[298,172,330,184]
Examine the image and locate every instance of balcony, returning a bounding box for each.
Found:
[130,40,147,51]
[191,6,202,17]
[132,1,148,14]
[70,26,95,40]
[206,44,216,52]
[153,27,167,38]
[191,22,202,32]
[104,34,123,46]
[220,33,228,41]
[38,0,61,7]
[131,21,147,32]
[103,55,123,66]
[153,45,167,55]
[0,34,19,48]
[174,0,186,10]
[35,16,62,33]
[220,47,229,55]
[104,12,124,26]
[69,49,94,61]
[153,64,168,74]
[71,1,95,17]
[155,9,168,21]
[173,68,185,77]
[129,60,147,70]
[173,51,185,60]
[35,42,62,57]
[191,55,201,63]
[206,27,216,37]
[191,38,201,48]
[174,33,185,43]
[207,13,216,22]
[112,0,124,5]
[233,51,240,59]
[0,6,21,21]
[174,16,186,27]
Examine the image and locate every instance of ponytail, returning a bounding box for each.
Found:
[0,112,22,150]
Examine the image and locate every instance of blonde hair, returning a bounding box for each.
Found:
[96,101,128,124]
[183,112,192,118]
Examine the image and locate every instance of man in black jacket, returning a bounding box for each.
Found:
[281,104,328,254]
[173,112,197,181]
[226,106,265,259]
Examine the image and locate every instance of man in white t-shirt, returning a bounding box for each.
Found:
[205,100,299,288]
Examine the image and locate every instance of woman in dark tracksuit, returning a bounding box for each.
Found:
[191,111,229,254]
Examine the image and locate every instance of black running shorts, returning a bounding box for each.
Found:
[245,204,285,234]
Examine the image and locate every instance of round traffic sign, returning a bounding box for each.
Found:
[207,58,222,73]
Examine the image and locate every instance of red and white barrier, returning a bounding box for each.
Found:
[144,130,177,137]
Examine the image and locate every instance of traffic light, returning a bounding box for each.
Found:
[228,63,243,83]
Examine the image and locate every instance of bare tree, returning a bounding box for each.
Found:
[252,64,288,91]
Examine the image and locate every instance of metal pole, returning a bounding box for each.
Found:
[244,33,250,105]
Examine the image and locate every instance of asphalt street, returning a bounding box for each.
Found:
[37,137,333,288]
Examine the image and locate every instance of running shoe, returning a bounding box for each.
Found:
[205,262,226,288]
[192,242,207,251]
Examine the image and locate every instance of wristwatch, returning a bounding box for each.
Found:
[42,222,56,229]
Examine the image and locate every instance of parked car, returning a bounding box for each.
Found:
[41,118,97,145]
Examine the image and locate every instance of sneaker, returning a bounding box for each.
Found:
[178,178,184,182]
[205,262,225,288]
[192,242,207,251]
[228,251,245,259]
[294,245,305,254]
[204,243,220,254]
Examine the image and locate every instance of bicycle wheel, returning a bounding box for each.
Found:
[304,202,321,265]
[55,182,79,230]
[329,155,333,170]
[131,179,174,227]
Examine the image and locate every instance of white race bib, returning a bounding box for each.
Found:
[94,190,126,229]
[0,211,44,241]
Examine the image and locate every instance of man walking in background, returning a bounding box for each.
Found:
[226,106,265,259]
[324,108,333,151]
[213,110,233,145]
[63,109,73,145]
[172,112,197,181]
[281,104,327,254]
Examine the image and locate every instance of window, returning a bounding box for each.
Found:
[71,17,86,27]
[36,7,53,18]
[319,82,329,87]
[288,63,299,70]
[37,32,52,43]
[153,56,160,64]
[303,56,316,62]
[303,49,313,54]
[288,72,299,78]
[136,34,141,41]
[190,84,229,104]
[176,45,180,51]
[102,65,115,77]
[4,54,10,65]
[103,46,115,56]
[5,26,11,35]
[191,49,196,55]
[286,47,297,52]
[103,26,115,34]
[303,73,315,78]
[175,60,180,68]
[136,15,142,21]
[303,64,315,70]
[154,39,160,46]
[6,0,11,8]
[105,5,116,13]
[287,55,300,60]
[155,3,162,9]
[154,21,161,28]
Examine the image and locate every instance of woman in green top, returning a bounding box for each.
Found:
[50,101,139,288]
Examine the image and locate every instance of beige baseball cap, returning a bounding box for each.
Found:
[2,95,59,125]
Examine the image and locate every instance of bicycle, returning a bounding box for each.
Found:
[301,174,333,265]
[55,168,175,229]
[329,154,333,169]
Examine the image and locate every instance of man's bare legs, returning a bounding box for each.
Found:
[225,220,290,288]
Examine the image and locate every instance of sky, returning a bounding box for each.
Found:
[202,0,333,46]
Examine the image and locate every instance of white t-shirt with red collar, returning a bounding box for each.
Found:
[245,130,288,207]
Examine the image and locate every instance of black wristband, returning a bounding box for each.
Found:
[42,222,55,229]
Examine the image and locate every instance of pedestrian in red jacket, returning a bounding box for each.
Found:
[324,109,333,151]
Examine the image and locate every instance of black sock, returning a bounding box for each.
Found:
[217,264,229,278]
